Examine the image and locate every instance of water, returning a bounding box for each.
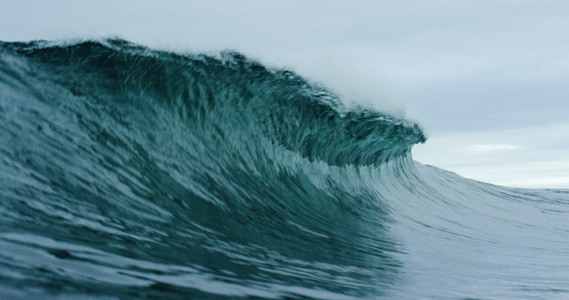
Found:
[0,39,568,299]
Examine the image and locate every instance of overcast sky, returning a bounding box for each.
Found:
[1,0,568,188]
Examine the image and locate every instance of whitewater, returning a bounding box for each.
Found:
[0,39,568,299]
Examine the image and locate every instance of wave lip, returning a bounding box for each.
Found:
[273,106,427,166]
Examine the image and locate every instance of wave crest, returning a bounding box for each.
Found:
[3,39,425,167]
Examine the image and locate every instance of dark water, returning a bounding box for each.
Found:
[1,39,568,299]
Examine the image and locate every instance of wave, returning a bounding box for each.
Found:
[0,39,568,299]
[3,39,425,166]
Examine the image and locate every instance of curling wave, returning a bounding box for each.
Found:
[0,39,568,299]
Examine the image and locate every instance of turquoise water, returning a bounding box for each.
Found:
[1,39,568,299]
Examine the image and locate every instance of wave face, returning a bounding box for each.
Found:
[1,39,568,299]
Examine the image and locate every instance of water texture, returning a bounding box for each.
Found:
[0,39,568,299]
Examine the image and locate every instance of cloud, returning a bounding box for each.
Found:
[466,145,518,152]
[413,122,569,188]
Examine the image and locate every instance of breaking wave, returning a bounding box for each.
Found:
[0,39,567,299]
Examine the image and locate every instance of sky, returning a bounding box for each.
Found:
[1,0,568,188]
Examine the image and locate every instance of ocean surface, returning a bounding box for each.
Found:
[1,39,568,299]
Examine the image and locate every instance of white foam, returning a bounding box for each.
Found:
[256,49,420,124]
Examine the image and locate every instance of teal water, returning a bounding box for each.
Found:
[1,39,568,299]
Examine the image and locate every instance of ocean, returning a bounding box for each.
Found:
[0,39,568,299]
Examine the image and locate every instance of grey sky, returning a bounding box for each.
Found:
[1,0,568,187]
